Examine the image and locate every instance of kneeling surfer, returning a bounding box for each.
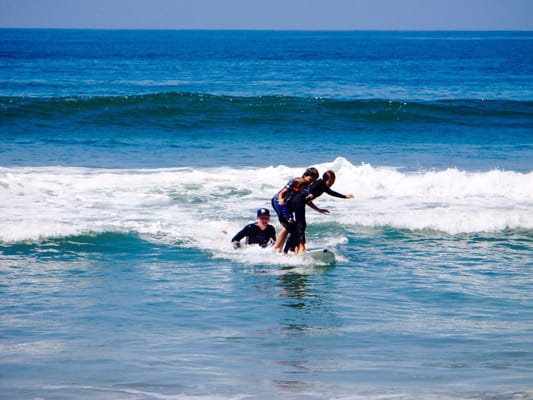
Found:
[231,208,276,249]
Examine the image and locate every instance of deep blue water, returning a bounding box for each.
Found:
[0,29,532,400]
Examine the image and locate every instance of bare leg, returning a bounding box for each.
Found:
[272,226,287,252]
[296,243,306,254]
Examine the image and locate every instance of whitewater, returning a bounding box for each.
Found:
[2,158,531,246]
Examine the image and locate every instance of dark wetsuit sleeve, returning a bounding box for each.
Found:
[324,186,347,199]
[308,180,346,200]
[231,224,253,243]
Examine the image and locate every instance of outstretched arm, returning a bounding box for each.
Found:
[324,187,354,199]
[306,199,330,214]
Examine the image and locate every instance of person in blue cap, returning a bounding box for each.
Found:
[231,208,276,249]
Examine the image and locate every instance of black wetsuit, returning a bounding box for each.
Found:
[271,178,308,228]
[231,223,276,248]
[285,179,347,252]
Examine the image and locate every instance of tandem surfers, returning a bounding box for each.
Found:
[286,170,354,254]
[231,208,276,249]
[271,167,319,253]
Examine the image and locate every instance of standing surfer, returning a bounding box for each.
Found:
[287,170,354,254]
[271,167,319,253]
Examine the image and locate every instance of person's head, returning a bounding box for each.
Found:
[256,208,271,227]
[323,170,336,187]
[302,167,319,183]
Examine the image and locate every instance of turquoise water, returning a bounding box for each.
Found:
[1,30,532,400]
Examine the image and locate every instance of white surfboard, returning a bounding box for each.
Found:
[305,248,336,265]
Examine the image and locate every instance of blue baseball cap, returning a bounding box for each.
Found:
[257,208,270,217]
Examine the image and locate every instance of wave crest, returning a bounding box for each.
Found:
[1,159,531,245]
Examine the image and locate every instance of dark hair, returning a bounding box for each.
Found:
[303,167,319,180]
[323,170,336,184]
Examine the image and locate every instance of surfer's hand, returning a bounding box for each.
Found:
[319,208,330,214]
[232,241,241,249]
[345,194,354,199]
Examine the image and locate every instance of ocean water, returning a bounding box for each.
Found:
[1,29,532,400]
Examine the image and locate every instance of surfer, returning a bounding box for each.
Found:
[271,167,319,253]
[231,208,276,249]
[286,170,354,254]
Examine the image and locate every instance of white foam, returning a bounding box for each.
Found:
[40,385,252,400]
[0,340,64,357]
[0,159,531,249]
[325,159,533,235]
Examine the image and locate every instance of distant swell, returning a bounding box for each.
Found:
[2,93,532,130]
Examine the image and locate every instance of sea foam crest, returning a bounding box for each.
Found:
[0,159,531,246]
